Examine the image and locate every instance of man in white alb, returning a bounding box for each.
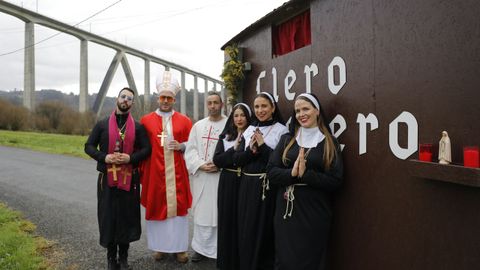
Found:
[185,91,227,262]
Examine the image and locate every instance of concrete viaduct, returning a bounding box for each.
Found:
[0,1,224,120]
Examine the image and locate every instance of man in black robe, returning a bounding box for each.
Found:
[85,87,151,270]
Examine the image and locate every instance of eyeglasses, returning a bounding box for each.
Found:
[120,94,134,101]
[159,95,175,103]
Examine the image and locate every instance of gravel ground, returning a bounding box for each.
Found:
[0,146,216,270]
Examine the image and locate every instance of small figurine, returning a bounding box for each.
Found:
[438,131,451,164]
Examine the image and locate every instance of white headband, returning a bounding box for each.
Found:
[235,102,252,117]
[260,92,275,105]
[297,93,320,110]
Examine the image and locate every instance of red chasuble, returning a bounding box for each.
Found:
[140,111,193,221]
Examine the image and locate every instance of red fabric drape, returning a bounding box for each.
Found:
[273,10,311,56]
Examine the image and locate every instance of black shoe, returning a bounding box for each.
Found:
[107,259,118,270]
[119,259,131,270]
[191,252,206,263]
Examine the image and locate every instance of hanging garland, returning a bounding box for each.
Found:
[221,44,245,106]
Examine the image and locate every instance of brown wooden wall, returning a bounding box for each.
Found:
[231,0,480,269]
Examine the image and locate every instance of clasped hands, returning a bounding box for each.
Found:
[291,147,306,178]
[249,128,264,154]
[105,152,130,164]
[200,161,219,173]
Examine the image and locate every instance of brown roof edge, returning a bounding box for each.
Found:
[220,0,309,50]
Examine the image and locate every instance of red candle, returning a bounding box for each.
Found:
[419,143,433,162]
[419,152,433,162]
[464,146,479,168]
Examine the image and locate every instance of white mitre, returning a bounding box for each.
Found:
[156,71,181,95]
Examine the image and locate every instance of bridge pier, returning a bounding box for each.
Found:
[193,76,199,121]
[144,60,150,113]
[79,39,88,113]
[120,54,143,117]
[23,21,35,110]
[180,71,186,115]
[204,79,208,118]
[92,51,122,117]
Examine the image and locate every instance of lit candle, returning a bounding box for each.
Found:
[419,152,433,162]
[419,143,433,162]
[464,146,479,168]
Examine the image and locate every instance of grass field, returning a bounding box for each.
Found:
[0,203,60,270]
[0,130,89,159]
[0,130,70,269]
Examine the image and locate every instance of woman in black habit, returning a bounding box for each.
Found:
[235,92,288,270]
[267,93,343,270]
[213,103,253,270]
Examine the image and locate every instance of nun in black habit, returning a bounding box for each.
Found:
[267,93,343,270]
[235,92,288,270]
[213,103,254,270]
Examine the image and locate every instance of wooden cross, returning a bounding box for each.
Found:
[157,130,168,147]
[107,164,121,182]
[201,125,219,160]
[122,169,132,185]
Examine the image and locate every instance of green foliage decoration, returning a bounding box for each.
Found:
[221,44,245,106]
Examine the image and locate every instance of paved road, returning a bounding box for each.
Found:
[0,146,216,270]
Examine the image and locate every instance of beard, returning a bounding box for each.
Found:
[159,103,173,112]
[209,109,221,117]
[117,101,131,113]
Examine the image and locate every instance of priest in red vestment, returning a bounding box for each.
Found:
[140,71,192,263]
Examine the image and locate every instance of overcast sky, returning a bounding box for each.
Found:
[0,0,286,96]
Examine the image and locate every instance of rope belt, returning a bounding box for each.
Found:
[242,172,269,200]
[224,167,242,177]
[283,183,307,219]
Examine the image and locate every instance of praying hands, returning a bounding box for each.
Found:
[249,128,265,154]
[291,147,306,178]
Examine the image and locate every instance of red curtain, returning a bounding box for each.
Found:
[273,10,311,57]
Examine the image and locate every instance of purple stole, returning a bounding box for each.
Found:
[106,110,135,191]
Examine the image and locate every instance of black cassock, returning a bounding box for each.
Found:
[235,134,277,270]
[84,114,151,247]
[213,138,244,270]
[267,134,343,270]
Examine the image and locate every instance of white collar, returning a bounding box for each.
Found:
[155,109,174,118]
[243,123,288,150]
[295,126,325,148]
[223,138,236,150]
